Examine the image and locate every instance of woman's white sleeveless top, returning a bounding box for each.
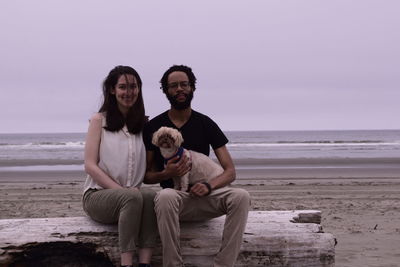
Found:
[83,114,146,192]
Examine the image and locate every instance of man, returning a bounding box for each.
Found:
[143,65,250,267]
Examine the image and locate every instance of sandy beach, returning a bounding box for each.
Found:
[1,158,399,267]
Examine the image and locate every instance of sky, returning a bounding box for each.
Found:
[1,0,399,133]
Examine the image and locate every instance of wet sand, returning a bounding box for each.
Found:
[1,158,399,267]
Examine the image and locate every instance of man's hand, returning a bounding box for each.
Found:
[190,182,212,197]
[164,155,190,178]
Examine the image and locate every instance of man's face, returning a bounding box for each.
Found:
[166,71,193,110]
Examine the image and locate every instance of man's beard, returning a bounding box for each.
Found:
[166,91,194,110]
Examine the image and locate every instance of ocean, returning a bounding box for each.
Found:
[0,130,399,171]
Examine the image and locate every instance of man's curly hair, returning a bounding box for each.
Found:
[160,65,197,93]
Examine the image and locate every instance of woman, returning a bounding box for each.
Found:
[83,66,157,267]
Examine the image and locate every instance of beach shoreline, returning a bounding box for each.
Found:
[1,159,400,267]
[1,156,399,166]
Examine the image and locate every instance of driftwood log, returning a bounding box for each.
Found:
[0,210,335,267]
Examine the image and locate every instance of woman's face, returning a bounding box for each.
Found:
[112,74,139,114]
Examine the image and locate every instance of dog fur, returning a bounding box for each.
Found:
[152,126,223,192]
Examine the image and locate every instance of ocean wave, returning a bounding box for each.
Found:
[0,164,84,171]
[227,142,400,147]
[0,141,85,149]
[2,141,398,150]
[277,140,383,144]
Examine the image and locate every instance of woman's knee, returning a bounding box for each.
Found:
[119,188,143,207]
[140,188,157,202]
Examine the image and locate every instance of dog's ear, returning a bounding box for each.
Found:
[173,129,184,147]
[152,129,161,146]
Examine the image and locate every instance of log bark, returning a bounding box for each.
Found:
[0,210,335,267]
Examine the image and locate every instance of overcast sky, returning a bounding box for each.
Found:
[1,0,399,133]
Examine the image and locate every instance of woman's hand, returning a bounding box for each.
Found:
[129,186,140,191]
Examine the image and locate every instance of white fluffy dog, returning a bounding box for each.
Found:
[152,126,223,192]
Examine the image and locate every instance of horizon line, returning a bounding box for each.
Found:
[1,128,400,135]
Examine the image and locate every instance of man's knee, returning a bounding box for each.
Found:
[155,188,180,210]
[229,188,251,209]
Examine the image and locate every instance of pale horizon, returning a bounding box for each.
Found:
[1,128,399,135]
[1,1,399,133]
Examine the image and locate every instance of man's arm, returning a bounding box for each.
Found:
[143,150,190,184]
[190,145,236,196]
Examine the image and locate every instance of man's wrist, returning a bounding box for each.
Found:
[160,169,171,180]
[202,181,212,195]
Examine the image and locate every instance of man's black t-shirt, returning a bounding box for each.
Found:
[143,110,228,188]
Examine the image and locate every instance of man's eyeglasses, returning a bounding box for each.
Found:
[167,81,191,90]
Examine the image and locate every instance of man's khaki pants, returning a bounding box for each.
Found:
[155,187,250,267]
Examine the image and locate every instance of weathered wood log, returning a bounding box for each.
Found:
[0,210,335,267]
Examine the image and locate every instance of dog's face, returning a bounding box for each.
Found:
[152,127,184,149]
[156,134,175,149]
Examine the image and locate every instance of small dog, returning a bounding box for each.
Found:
[152,126,223,192]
